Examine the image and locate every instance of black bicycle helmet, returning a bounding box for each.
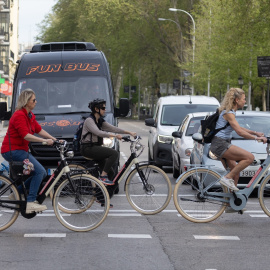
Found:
[88,98,106,112]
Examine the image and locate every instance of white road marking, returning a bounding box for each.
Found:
[194,235,240,240]
[108,213,141,217]
[108,234,152,239]
[37,213,71,217]
[24,233,66,238]
[249,214,269,217]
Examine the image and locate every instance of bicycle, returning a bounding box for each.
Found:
[173,136,270,223]
[71,136,172,214]
[0,141,110,232]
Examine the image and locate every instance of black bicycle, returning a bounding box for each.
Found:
[0,141,110,232]
[69,136,172,214]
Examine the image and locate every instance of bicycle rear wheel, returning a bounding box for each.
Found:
[259,174,270,216]
[125,164,172,214]
[173,168,227,223]
[0,176,20,231]
[53,174,110,232]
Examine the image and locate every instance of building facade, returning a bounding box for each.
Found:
[0,0,19,106]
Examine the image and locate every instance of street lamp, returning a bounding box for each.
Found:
[158,17,183,95]
[238,75,244,89]
[169,8,195,95]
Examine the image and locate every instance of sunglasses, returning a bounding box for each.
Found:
[32,99,37,103]
[100,107,106,110]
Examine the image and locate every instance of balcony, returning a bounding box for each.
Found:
[0,1,5,10]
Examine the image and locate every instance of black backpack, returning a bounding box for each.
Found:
[201,109,230,143]
[73,117,88,152]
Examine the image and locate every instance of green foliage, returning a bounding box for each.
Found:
[37,0,270,110]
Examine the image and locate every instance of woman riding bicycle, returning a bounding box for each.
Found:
[80,98,136,185]
[1,89,57,214]
[210,88,267,193]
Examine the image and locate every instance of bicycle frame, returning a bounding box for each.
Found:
[111,136,150,191]
[190,143,270,210]
[0,142,76,210]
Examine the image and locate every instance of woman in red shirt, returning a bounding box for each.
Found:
[1,89,56,214]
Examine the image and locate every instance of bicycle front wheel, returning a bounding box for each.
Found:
[0,175,20,231]
[53,174,110,232]
[259,174,270,216]
[173,168,227,223]
[49,163,86,201]
[125,164,172,214]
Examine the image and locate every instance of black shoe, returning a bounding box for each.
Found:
[101,203,113,208]
[96,200,113,208]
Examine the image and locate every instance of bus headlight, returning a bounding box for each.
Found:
[103,137,115,148]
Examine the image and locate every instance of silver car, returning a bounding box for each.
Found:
[190,110,270,188]
[171,112,209,178]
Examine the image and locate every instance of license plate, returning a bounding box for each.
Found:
[240,170,256,177]
[47,168,56,176]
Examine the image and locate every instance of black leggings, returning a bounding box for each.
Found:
[80,144,119,174]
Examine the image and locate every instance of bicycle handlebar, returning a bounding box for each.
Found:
[122,135,141,142]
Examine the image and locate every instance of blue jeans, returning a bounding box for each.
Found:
[2,150,47,202]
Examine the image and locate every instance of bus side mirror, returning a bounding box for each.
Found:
[0,102,11,120]
[115,98,129,117]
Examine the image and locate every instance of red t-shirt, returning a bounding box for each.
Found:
[1,108,42,153]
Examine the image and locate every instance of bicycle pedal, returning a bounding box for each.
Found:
[238,210,244,215]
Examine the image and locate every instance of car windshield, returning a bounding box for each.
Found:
[161,104,218,126]
[16,76,111,114]
[186,116,205,136]
[232,115,270,138]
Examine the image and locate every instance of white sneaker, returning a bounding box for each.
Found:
[225,206,247,213]
[26,201,47,213]
[219,176,239,191]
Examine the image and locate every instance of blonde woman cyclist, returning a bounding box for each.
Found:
[209,88,266,212]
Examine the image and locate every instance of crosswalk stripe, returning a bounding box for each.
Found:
[108,234,152,239]
[194,235,240,240]
[24,233,66,238]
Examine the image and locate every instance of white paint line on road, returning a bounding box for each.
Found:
[24,233,66,238]
[108,213,141,217]
[108,234,152,239]
[194,235,240,240]
[37,213,71,217]
[250,214,269,217]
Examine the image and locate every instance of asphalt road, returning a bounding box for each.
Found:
[0,119,270,270]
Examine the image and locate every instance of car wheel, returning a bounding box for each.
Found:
[173,157,180,179]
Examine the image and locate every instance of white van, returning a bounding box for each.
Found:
[145,95,220,167]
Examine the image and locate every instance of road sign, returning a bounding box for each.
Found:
[257,56,270,77]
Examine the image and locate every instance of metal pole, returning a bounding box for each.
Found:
[267,78,269,111]
[169,8,195,95]
[138,69,141,120]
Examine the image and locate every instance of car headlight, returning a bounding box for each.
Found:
[208,150,218,160]
[103,137,115,148]
[158,135,174,144]
[185,148,193,157]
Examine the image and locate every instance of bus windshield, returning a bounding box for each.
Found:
[16,76,111,114]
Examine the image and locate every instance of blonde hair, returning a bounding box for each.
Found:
[219,87,245,113]
[16,89,36,110]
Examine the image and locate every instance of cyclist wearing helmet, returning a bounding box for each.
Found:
[80,99,136,185]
